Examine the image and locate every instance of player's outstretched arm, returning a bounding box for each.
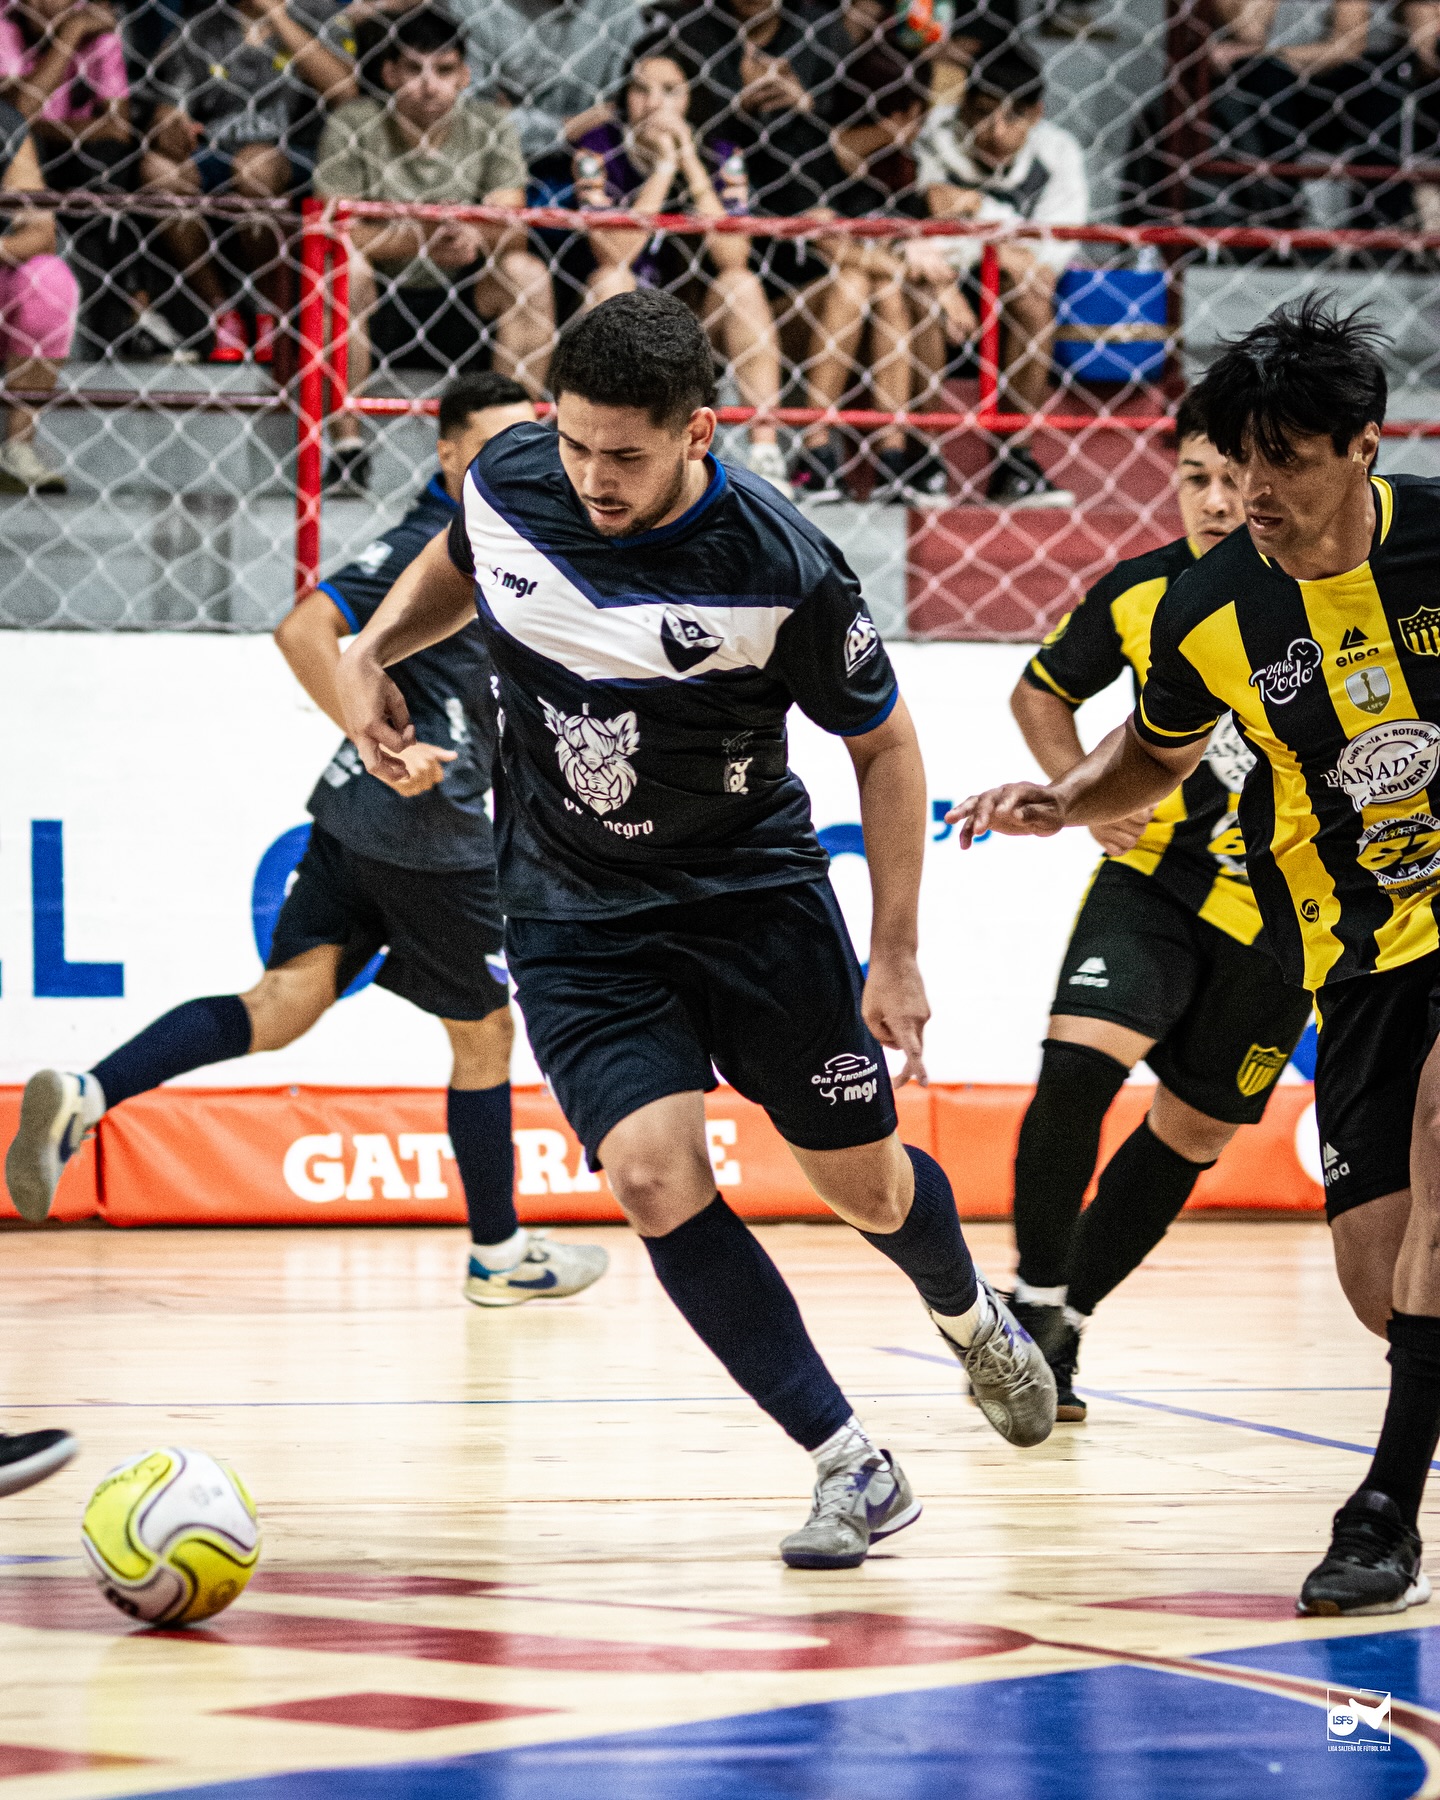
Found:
[336,529,476,790]
[845,696,930,1088]
[949,716,1203,850]
[1010,679,1155,857]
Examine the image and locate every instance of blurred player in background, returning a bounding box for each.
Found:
[334,290,1056,1572]
[953,298,1440,1618]
[1005,393,1311,1418]
[6,372,609,1311]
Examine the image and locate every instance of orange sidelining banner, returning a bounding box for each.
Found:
[0,1081,1323,1227]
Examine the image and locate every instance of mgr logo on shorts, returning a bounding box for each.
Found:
[1324,719,1440,812]
[1399,606,1440,657]
[812,1052,881,1105]
[542,700,639,814]
[1357,813,1440,891]
[1236,1042,1288,1098]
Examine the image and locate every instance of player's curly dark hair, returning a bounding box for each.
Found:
[1194,294,1389,465]
[550,291,717,429]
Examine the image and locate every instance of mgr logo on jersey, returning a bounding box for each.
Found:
[1236,1042,1288,1098]
[542,700,639,815]
[811,1052,880,1105]
[1399,606,1440,657]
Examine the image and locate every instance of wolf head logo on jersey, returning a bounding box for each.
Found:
[542,700,639,815]
[661,608,725,673]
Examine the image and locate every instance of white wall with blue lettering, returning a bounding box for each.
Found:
[0,634,1135,1089]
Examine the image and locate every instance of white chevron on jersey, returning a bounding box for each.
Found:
[462,474,795,684]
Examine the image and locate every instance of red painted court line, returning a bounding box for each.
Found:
[0,1744,146,1778]
[1089,1592,1299,1621]
[221,1692,555,1732]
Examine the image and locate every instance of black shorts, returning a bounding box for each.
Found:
[369,274,493,376]
[1053,859,1312,1126]
[1313,949,1440,1220]
[268,824,508,1022]
[507,879,898,1167]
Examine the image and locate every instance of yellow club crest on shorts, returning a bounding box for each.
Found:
[1236,1042,1288,1098]
[1398,606,1440,657]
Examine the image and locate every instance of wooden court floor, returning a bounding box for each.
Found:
[0,1215,1434,1798]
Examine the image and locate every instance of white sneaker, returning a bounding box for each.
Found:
[780,1448,921,1569]
[5,1071,104,1222]
[0,439,65,494]
[932,1277,1057,1447]
[745,439,794,501]
[463,1231,609,1307]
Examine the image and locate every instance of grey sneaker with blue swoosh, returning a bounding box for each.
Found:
[780,1449,920,1569]
[464,1232,610,1308]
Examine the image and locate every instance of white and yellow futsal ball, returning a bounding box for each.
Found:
[81,1447,260,1625]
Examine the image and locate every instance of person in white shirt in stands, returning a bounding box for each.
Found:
[903,45,1088,507]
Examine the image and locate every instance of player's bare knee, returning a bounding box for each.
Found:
[1150,1092,1237,1165]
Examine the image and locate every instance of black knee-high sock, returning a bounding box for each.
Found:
[859,1144,978,1316]
[1065,1122,1212,1318]
[643,1195,852,1450]
[447,1084,518,1246]
[1361,1313,1440,1528]
[90,996,252,1109]
[1013,1039,1129,1288]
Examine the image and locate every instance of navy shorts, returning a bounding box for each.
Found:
[507,879,898,1166]
[268,824,508,1022]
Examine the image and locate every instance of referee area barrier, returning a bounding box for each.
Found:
[0,1080,1322,1227]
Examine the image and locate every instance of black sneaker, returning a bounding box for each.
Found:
[790,438,846,505]
[873,441,950,508]
[1298,1489,1431,1617]
[324,441,371,495]
[0,1428,77,1497]
[987,443,1075,509]
[1007,1297,1087,1422]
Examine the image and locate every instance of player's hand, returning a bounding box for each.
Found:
[389,740,458,796]
[335,647,415,788]
[1090,808,1154,856]
[947,783,1065,849]
[862,952,930,1088]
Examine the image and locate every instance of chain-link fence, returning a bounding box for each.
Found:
[3,0,1440,639]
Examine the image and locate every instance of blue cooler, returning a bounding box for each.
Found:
[1053,268,1168,383]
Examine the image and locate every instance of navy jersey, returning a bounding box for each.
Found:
[308,476,497,873]
[447,422,898,919]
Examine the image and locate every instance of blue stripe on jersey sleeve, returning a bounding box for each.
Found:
[316,581,361,635]
[833,686,899,737]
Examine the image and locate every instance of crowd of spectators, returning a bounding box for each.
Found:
[0,0,1435,501]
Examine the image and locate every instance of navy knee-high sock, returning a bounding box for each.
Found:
[643,1195,853,1450]
[90,996,252,1109]
[1013,1039,1129,1288]
[448,1083,518,1246]
[859,1144,978,1317]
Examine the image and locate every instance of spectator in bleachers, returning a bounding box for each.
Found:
[1207,0,1419,225]
[313,5,553,492]
[0,0,131,184]
[142,0,355,362]
[904,45,1086,506]
[571,44,791,495]
[0,103,78,491]
[452,0,646,190]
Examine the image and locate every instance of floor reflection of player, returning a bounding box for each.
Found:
[1004,393,1311,1418]
[335,289,1058,1570]
[954,299,1440,1618]
[7,372,609,1319]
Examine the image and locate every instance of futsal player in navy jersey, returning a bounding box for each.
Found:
[334,290,1057,1569]
[8,372,609,1311]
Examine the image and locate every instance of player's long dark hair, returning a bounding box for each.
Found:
[1194,294,1389,465]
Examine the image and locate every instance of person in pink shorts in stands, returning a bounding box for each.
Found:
[0,104,77,492]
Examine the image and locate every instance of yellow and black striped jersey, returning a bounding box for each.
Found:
[1135,474,1440,992]
[1024,535,1263,946]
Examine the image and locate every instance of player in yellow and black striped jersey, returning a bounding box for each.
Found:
[1005,398,1310,1422]
[953,298,1440,1619]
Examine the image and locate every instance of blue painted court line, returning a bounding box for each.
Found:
[877,1345,1440,1465]
[0,1555,70,1565]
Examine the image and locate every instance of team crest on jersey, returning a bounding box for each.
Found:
[844,610,880,676]
[661,608,725,673]
[1236,1042,1288,1099]
[1399,606,1440,657]
[1323,719,1440,812]
[1357,813,1440,891]
[1249,637,1322,705]
[811,1052,880,1105]
[541,700,639,815]
[1345,666,1391,713]
[1202,713,1256,792]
